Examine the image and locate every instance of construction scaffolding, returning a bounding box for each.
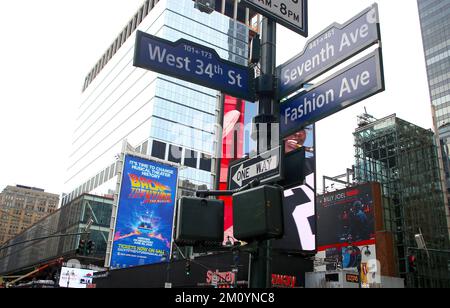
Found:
[353,113,450,288]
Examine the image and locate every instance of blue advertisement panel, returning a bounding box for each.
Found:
[280,48,384,137]
[277,3,380,99]
[134,31,255,101]
[110,155,178,269]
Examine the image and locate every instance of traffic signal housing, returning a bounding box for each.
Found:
[174,197,224,246]
[77,239,86,255]
[232,185,284,242]
[185,260,191,276]
[408,255,417,273]
[87,240,95,255]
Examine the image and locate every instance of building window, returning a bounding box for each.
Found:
[95,174,100,188]
[110,163,116,179]
[99,170,105,186]
[200,154,212,172]
[105,166,110,182]
[168,145,182,164]
[184,149,198,168]
[152,140,166,160]
[141,140,148,155]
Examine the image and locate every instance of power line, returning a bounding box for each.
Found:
[0,232,89,252]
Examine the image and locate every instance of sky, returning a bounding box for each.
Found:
[0,0,432,196]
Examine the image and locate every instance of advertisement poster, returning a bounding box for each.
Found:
[273,125,316,253]
[59,267,96,288]
[317,184,376,248]
[315,184,379,281]
[110,155,178,269]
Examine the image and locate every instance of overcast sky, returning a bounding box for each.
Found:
[0,0,431,195]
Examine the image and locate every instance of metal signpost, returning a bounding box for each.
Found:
[241,0,308,37]
[134,31,255,101]
[277,3,380,99]
[280,49,384,137]
[228,147,282,191]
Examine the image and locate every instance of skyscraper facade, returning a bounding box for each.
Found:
[417,0,450,190]
[63,0,254,205]
[0,185,59,245]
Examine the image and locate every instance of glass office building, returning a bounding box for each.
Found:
[63,0,252,205]
[354,114,450,288]
[417,0,450,190]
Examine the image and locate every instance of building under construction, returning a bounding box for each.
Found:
[353,113,450,288]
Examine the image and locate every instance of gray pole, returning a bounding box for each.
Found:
[249,17,277,289]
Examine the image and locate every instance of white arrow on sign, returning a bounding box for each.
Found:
[232,156,279,187]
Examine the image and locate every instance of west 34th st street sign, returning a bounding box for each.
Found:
[133,31,255,101]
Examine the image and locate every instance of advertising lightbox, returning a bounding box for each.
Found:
[109,154,178,269]
[273,125,316,253]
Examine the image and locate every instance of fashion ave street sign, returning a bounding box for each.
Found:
[134,31,255,101]
[280,49,384,137]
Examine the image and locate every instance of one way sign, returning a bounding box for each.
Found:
[228,147,283,190]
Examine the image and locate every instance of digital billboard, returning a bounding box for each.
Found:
[219,95,247,242]
[273,125,316,253]
[317,183,376,249]
[315,183,383,287]
[109,154,178,269]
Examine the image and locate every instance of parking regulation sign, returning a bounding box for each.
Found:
[241,0,308,37]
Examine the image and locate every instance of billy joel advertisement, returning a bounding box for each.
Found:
[317,184,376,248]
[110,155,178,269]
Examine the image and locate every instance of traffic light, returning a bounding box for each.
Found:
[87,240,95,255]
[77,239,86,255]
[185,260,191,276]
[408,255,417,273]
